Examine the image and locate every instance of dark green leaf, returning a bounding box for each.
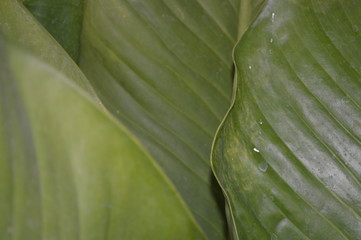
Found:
[213,0,361,239]
[23,0,83,61]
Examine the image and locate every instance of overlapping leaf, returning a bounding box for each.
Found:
[0,0,96,98]
[0,39,205,240]
[23,0,84,61]
[212,0,361,239]
[1,0,266,238]
[78,0,244,238]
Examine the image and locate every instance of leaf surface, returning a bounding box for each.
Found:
[0,39,205,240]
[212,0,361,239]
[0,0,97,99]
[78,0,267,238]
[23,0,84,61]
[78,0,241,238]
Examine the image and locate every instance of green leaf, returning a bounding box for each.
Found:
[77,1,266,238]
[23,0,84,61]
[11,0,264,237]
[78,0,242,238]
[212,0,361,239]
[0,39,205,240]
[0,0,97,99]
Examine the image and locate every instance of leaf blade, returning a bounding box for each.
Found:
[212,0,361,239]
[0,39,206,240]
[78,0,241,238]
[0,0,97,99]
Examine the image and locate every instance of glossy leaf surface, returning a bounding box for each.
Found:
[212,0,361,239]
[0,40,205,240]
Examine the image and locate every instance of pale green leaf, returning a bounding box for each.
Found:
[0,39,205,240]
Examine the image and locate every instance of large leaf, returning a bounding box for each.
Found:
[77,1,263,238]
[0,0,97,99]
[0,39,205,240]
[212,0,361,239]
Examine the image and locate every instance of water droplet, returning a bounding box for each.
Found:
[271,12,275,23]
[258,161,268,172]
[269,38,273,43]
[253,147,260,153]
[248,65,252,70]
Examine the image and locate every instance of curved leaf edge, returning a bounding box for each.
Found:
[2,38,208,239]
[0,0,100,103]
[210,1,268,239]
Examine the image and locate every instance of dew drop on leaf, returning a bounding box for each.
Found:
[258,161,268,172]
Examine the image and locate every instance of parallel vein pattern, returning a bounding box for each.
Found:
[212,0,361,239]
[79,0,241,238]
